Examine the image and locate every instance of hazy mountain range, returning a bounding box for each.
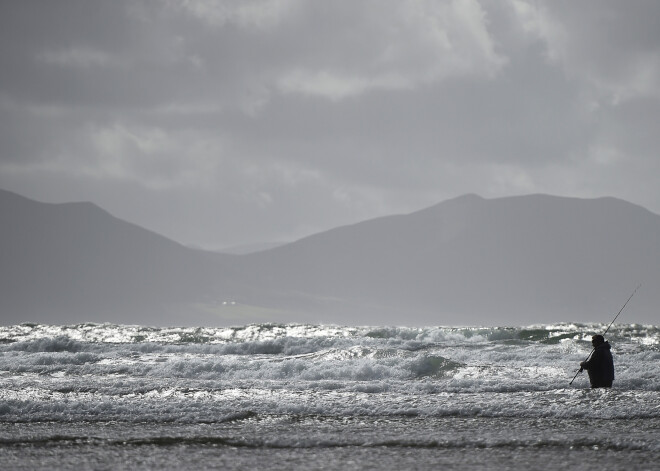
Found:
[1,189,657,326]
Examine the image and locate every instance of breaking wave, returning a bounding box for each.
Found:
[1,322,659,424]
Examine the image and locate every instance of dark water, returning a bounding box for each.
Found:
[1,323,659,469]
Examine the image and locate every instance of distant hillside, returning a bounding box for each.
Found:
[239,194,660,325]
[0,189,238,325]
[1,190,658,326]
[218,241,288,255]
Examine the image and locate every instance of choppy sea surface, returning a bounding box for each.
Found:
[1,322,659,470]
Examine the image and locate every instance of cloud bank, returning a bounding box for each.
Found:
[1,0,659,248]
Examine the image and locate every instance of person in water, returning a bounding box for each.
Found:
[580,334,614,388]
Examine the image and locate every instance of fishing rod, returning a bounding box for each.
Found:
[569,284,641,386]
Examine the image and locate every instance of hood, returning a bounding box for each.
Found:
[596,341,611,351]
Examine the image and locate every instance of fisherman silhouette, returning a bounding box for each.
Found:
[579,334,614,388]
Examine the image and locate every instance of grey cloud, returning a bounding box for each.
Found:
[1,0,660,248]
[514,0,660,101]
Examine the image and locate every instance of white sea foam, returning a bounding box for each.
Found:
[1,322,659,426]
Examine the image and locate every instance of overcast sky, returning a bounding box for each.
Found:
[1,0,659,250]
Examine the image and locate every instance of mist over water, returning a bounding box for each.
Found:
[1,322,659,469]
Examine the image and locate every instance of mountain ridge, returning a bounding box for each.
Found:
[1,189,657,326]
[0,188,237,325]
[238,193,659,325]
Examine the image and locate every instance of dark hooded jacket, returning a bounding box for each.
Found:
[582,341,614,388]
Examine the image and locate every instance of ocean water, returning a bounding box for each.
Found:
[1,322,659,470]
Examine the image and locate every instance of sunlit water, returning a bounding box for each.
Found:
[1,322,659,470]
